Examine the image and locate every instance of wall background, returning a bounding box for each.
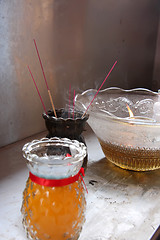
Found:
[153,16,160,90]
[0,0,160,147]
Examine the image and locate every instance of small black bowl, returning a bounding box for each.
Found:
[42,108,89,170]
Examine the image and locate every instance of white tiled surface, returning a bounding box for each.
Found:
[0,128,160,240]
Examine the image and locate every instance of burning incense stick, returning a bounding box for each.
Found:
[28,65,47,113]
[33,39,57,118]
[82,60,117,118]
[73,90,75,119]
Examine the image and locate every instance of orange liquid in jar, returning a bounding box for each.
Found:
[21,178,86,240]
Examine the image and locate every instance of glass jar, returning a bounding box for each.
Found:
[21,137,87,240]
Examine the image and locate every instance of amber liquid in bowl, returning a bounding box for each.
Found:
[99,139,160,171]
[21,178,86,240]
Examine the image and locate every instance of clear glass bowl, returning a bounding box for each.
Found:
[75,87,160,171]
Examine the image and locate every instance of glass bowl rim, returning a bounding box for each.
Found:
[75,87,160,126]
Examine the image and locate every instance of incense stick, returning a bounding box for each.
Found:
[28,65,47,113]
[73,90,75,119]
[82,60,117,118]
[33,39,57,118]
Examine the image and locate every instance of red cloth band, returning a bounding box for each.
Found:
[29,167,85,187]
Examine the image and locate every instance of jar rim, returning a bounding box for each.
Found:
[22,137,87,167]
